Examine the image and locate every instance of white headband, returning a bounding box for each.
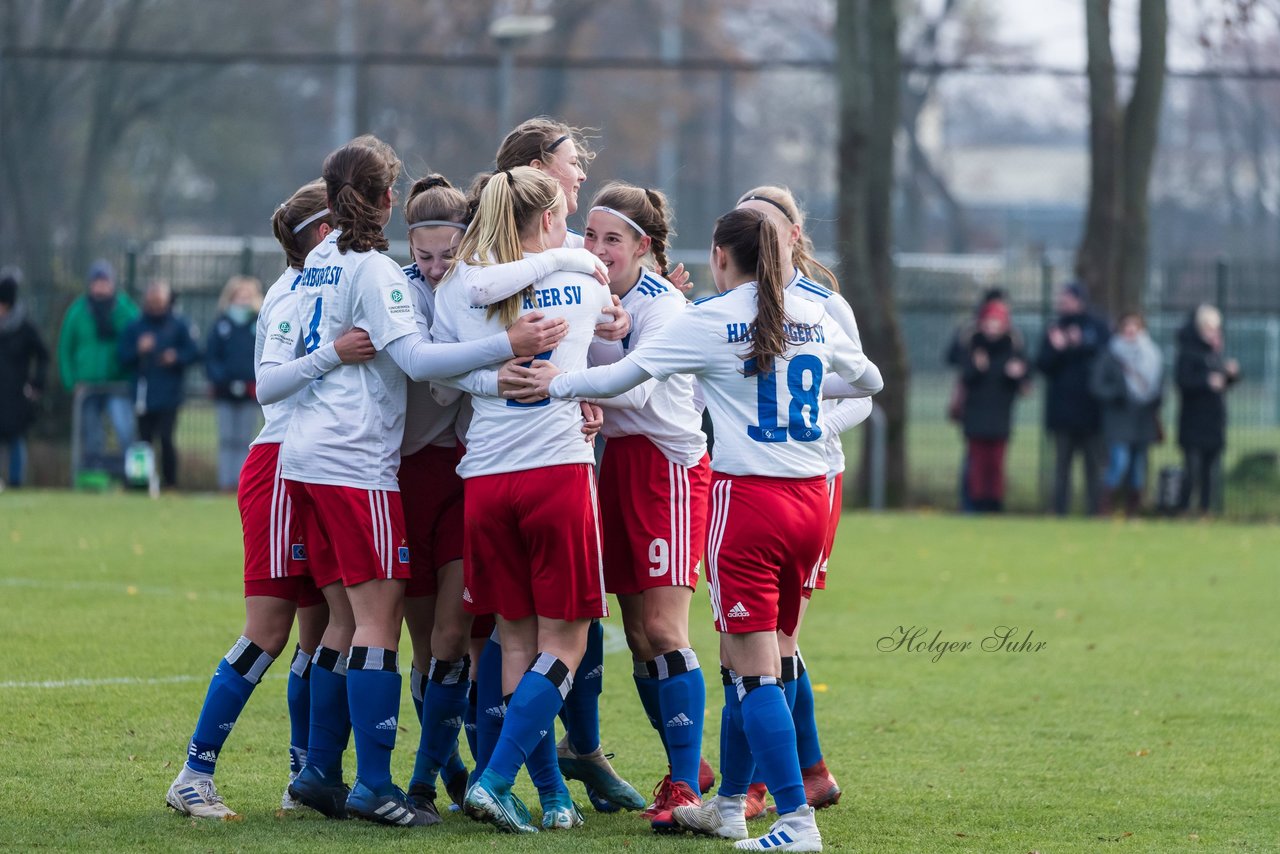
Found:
[590,205,646,238]
[291,208,330,234]
[408,220,467,232]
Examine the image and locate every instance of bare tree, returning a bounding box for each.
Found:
[1076,0,1168,316]
[837,0,909,505]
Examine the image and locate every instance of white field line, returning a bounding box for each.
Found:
[0,576,238,599]
[0,674,206,690]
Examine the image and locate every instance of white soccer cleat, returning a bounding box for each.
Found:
[166,776,241,820]
[673,793,748,840]
[280,771,299,811]
[733,805,822,852]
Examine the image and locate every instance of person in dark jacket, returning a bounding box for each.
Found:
[1036,282,1110,515]
[205,276,263,490]
[1090,312,1163,515]
[960,300,1027,512]
[0,271,50,487]
[945,287,1008,511]
[118,280,200,488]
[1175,304,1238,514]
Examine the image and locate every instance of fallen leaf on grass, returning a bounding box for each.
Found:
[1133,749,1150,757]
[1097,832,1134,842]
[813,683,829,693]
[955,832,968,837]
[126,585,139,596]
[1188,833,1200,841]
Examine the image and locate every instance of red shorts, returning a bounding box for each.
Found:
[238,444,324,607]
[705,473,827,636]
[599,436,710,595]
[284,479,411,588]
[398,445,465,598]
[462,464,607,622]
[803,473,843,595]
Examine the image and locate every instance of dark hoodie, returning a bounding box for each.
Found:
[0,299,50,440]
[117,307,200,412]
[961,331,1025,440]
[1175,311,1235,452]
[1035,310,1110,435]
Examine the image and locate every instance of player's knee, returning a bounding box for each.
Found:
[642,614,687,656]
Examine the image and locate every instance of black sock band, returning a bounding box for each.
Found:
[527,653,573,700]
[780,655,800,683]
[347,646,398,673]
[313,645,347,676]
[225,636,274,685]
[721,665,734,686]
[428,655,471,685]
[651,647,700,680]
[289,645,312,680]
[733,673,781,702]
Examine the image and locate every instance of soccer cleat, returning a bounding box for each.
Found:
[699,756,716,794]
[672,793,748,840]
[443,747,470,809]
[540,789,585,830]
[650,780,700,834]
[406,781,443,825]
[166,776,241,821]
[801,759,842,809]
[556,735,646,811]
[346,780,440,827]
[287,765,351,820]
[643,775,674,819]
[280,771,299,811]
[744,782,770,820]
[464,769,538,833]
[733,805,823,851]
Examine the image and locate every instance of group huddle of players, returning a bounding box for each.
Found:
[164,117,882,853]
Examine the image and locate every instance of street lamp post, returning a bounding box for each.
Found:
[489,14,554,138]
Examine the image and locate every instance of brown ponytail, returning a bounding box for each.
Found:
[270,179,331,270]
[713,208,792,376]
[322,134,401,254]
[737,184,839,292]
[589,181,675,275]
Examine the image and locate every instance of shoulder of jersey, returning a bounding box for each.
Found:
[402,262,424,282]
[692,290,731,306]
[634,269,677,300]
[792,275,834,300]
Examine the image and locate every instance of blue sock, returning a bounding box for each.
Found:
[286,646,312,774]
[464,680,479,763]
[347,646,401,795]
[560,620,603,754]
[185,637,273,775]
[781,654,801,712]
[654,648,704,791]
[738,677,804,815]
[411,656,471,789]
[718,668,755,796]
[793,655,824,768]
[488,654,574,786]
[527,724,568,796]
[307,646,351,779]
[473,637,504,778]
[409,666,426,724]
[632,661,668,754]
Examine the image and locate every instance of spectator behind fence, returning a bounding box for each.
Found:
[58,260,139,477]
[1090,312,1164,516]
[0,270,50,488]
[1175,304,1238,515]
[945,287,1008,511]
[1036,282,1110,516]
[959,299,1027,512]
[204,275,263,491]
[118,280,200,488]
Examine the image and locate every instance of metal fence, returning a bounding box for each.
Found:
[16,241,1280,519]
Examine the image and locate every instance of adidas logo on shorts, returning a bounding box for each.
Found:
[218,722,235,732]
[728,601,751,618]
[666,713,695,728]
[375,716,398,731]
[462,587,473,603]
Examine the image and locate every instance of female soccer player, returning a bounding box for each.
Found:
[501,208,882,851]
[733,185,871,817]
[431,166,644,833]
[575,181,712,831]
[165,181,370,820]
[264,136,565,827]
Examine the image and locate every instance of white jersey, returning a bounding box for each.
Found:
[786,270,864,476]
[629,282,867,478]
[564,229,585,249]
[251,268,303,447]
[597,269,706,467]
[275,231,418,490]
[400,262,461,455]
[433,260,615,478]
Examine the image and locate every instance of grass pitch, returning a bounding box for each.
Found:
[1,492,1277,852]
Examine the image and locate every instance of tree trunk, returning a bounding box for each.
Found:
[837,0,909,506]
[1116,0,1167,314]
[1076,0,1122,314]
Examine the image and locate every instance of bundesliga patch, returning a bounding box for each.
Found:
[386,287,412,317]
[291,543,307,561]
[398,546,410,564]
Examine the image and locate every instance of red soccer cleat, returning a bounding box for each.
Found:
[649,781,700,833]
[643,775,673,819]
[743,782,770,820]
[698,757,716,794]
[801,759,842,809]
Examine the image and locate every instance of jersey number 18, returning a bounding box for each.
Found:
[746,354,824,443]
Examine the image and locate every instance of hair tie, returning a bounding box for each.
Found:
[408,220,467,232]
[590,205,646,238]
[503,169,516,186]
[741,195,795,223]
[547,134,570,153]
[291,208,330,235]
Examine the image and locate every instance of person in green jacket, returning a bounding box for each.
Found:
[58,260,139,475]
